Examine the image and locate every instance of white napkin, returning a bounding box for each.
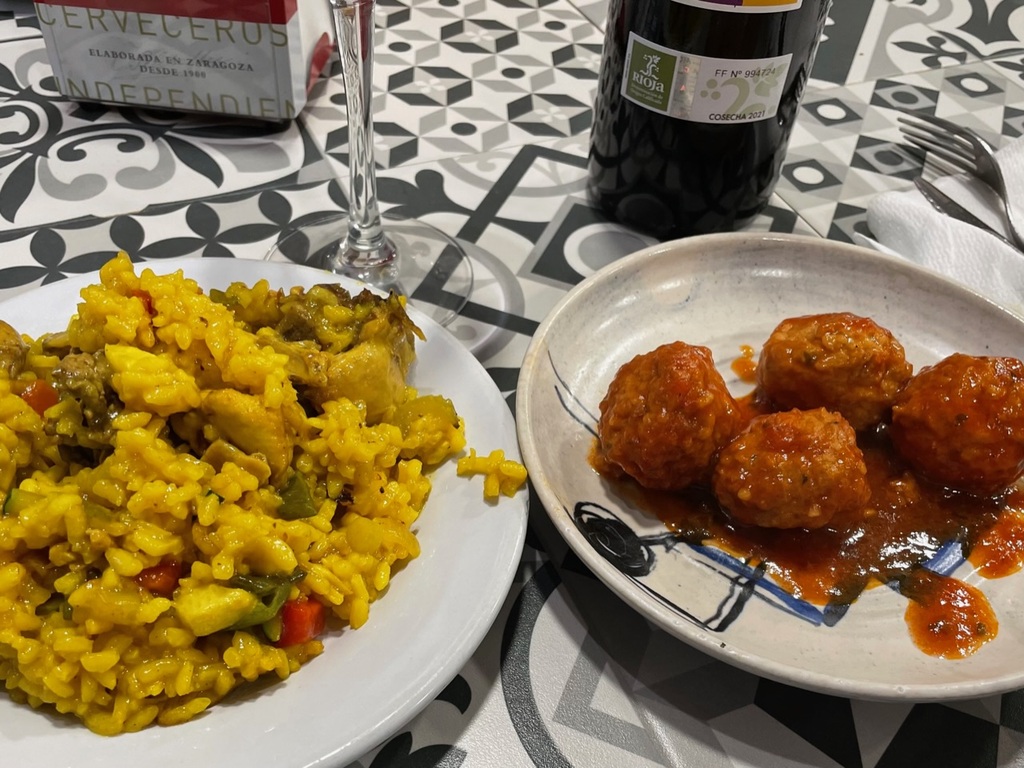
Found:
[864,134,1024,316]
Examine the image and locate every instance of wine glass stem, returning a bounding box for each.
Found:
[330,0,397,273]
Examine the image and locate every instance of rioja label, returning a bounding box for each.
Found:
[621,33,792,124]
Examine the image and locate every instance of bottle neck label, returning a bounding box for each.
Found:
[620,32,792,124]
[670,0,803,12]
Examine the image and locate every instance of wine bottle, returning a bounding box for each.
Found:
[587,0,832,238]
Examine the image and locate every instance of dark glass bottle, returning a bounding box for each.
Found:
[587,0,831,238]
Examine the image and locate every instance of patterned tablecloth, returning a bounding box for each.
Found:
[3,1,1024,766]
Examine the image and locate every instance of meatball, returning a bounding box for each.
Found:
[890,353,1024,495]
[712,408,870,530]
[756,312,913,431]
[597,342,743,490]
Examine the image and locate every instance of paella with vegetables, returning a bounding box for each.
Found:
[0,254,526,735]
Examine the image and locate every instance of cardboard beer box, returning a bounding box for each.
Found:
[34,0,334,121]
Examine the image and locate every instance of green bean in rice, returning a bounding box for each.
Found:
[0,253,515,735]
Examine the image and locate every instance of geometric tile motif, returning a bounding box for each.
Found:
[801,96,864,129]
[828,201,876,245]
[508,93,592,137]
[573,0,608,28]
[781,157,844,194]
[552,42,605,80]
[850,136,920,181]
[441,19,518,55]
[874,704,1001,768]
[389,66,472,106]
[775,59,1024,241]
[1000,689,1024,734]
[552,635,666,761]
[1000,730,1024,768]
[753,679,862,768]
[712,704,847,767]
[0,1,39,42]
[869,78,941,114]
[378,0,411,28]
[947,69,1007,100]
[486,544,1021,768]
[301,1,605,171]
[999,102,1024,137]
[528,562,742,766]
[369,122,419,167]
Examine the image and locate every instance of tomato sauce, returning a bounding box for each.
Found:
[730,344,757,381]
[903,568,996,659]
[593,405,1024,659]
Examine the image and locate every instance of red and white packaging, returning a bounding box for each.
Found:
[34,1,334,121]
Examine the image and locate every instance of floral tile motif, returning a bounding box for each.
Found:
[920,0,1024,62]
[825,5,964,85]
[579,0,1024,88]
[814,1,1024,86]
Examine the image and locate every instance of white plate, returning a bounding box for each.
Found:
[516,232,1024,702]
[0,258,528,768]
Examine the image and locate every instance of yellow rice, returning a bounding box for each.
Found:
[458,449,530,500]
[0,254,526,735]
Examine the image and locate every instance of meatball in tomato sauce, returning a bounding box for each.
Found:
[712,408,870,530]
[597,342,743,490]
[756,312,913,431]
[890,353,1024,495]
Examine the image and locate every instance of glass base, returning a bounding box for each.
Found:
[265,211,474,328]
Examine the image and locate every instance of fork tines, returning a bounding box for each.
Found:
[897,114,975,175]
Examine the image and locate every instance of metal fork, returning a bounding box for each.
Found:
[913,176,1021,252]
[897,111,1024,251]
